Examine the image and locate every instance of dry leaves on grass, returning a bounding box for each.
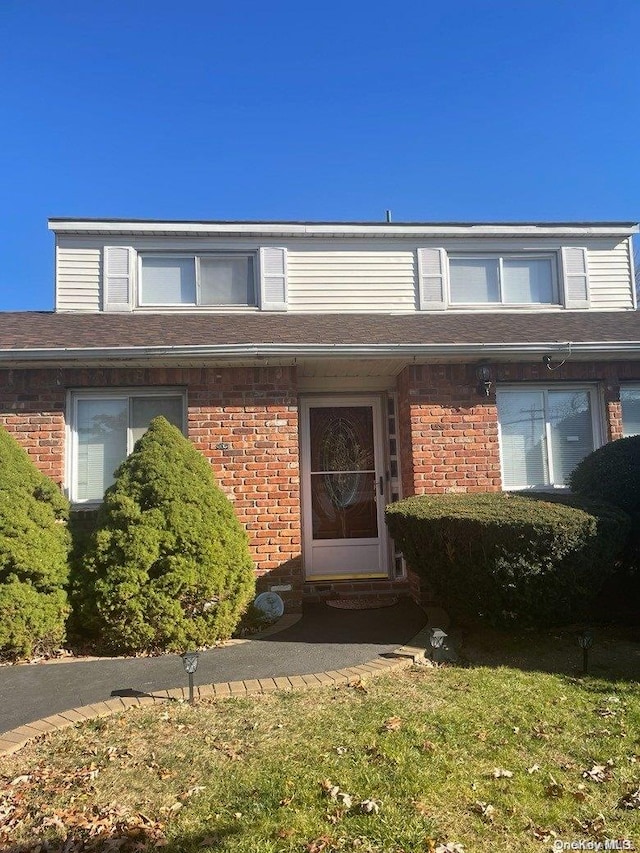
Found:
[527,821,558,842]
[470,800,495,822]
[381,716,403,732]
[490,768,513,779]
[582,762,613,783]
[619,788,640,810]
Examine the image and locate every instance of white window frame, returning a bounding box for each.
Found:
[447,253,560,306]
[620,384,640,437]
[66,388,187,505]
[496,384,604,491]
[137,252,258,308]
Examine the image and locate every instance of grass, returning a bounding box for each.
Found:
[1,655,639,852]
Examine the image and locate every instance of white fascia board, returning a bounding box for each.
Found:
[2,340,640,363]
[47,220,639,238]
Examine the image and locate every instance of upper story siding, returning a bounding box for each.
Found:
[51,222,638,314]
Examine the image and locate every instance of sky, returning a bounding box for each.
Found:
[1,0,639,311]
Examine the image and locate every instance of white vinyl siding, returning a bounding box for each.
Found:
[287,251,416,312]
[497,387,600,490]
[53,236,636,313]
[70,390,185,502]
[621,387,640,437]
[55,246,102,311]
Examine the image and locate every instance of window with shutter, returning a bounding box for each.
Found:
[103,247,133,311]
[561,247,590,309]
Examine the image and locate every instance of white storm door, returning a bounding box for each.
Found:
[301,397,388,579]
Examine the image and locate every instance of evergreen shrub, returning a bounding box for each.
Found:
[0,428,70,659]
[79,417,255,654]
[385,492,629,626]
[569,435,640,517]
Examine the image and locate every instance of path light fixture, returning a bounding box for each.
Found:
[181,651,199,705]
[577,630,593,675]
[429,628,447,663]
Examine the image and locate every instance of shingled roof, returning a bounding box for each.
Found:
[0,311,639,361]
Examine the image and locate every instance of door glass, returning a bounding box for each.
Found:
[309,407,378,540]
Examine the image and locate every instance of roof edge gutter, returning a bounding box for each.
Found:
[1,341,640,363]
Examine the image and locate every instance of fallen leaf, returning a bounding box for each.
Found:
[306,835,333,852]
[527,764,540,774]
[382,716,402,731]
[527,821,557,842]
[435,843,465,853]
[359,798,381,814]
[619,788,640,810]
[491,768,513,779]
[279,795,294,807]
[544,777,564,799]
[421,740,437,752]
[470,801,495,821]
[582,763,611,783]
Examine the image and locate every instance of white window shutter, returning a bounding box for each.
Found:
[259,247,288,311]
[103,247,133,311]
[561,247,590,309]
[417,248,447,310]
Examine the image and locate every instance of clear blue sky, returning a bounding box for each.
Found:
[1,0,638,310]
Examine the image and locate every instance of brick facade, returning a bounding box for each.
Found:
[1,358,639,612]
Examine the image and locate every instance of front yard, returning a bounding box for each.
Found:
[1,634,639,853]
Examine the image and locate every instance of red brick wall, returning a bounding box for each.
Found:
[397,360,640,497]
[0,365,303,611]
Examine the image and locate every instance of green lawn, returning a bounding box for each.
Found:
[1,657,639,852]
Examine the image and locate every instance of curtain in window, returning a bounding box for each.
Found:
[200,257,254,305]
[449,258,499,303]
[140,257,196,304]
[76,399,128,501]
[502,258,553,304]
[621,388,640,437]
[497,391,548,489]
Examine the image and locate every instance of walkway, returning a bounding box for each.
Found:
[0,599,430,739]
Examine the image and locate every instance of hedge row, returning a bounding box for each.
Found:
[385,492,629,627]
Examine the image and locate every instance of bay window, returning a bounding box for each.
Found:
[497,387,600,490]
[449,255,557,305]
[70,390,185,502]
[621,386,640,437]
[139,254,256,307]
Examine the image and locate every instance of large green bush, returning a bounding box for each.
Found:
[385,492,629,627]
[569,435,640,517]
[77,417,256,654]
[0,428,70,659]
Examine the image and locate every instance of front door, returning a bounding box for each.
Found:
[301,396,388,579]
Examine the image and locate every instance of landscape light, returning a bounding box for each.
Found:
[576,630,593,675]
[181,651,199,704]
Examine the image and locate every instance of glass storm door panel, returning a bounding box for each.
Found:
[302,398,388,579]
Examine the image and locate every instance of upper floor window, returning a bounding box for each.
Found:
[621,386,640,437]
[449,255,557,305]
[139,254,256,307]
[497,386,600,490]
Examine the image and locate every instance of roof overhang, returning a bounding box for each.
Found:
[47,219,640,239]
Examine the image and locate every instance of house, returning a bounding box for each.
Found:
[1,218,639,613]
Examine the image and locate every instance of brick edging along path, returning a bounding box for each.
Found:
[0,644,429,758]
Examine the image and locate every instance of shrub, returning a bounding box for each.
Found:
[0,429,70,659]
[569,435,640,517]
[78,417,255,654]
[385,492,629,627]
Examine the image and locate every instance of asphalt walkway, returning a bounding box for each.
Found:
[0,599,428,735]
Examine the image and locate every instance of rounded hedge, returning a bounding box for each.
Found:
[77,417,256,654]
[569,435,640,516]
[0,428,70,659]
[385,492,629,627]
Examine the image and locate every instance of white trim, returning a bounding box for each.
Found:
[629,237,638,311]
[48,220,640,238]
[67,387,187,504]
[496,383,603,491]
[300,395,388,579]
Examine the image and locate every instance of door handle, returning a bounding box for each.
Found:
[379,476,384,495]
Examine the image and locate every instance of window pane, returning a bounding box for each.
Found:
[76,399,128,500]
[497,391,548,488]
[200,256,255,305]
[621,388,640,437]
[548,391,593,485]
[502,258,553,303]
[140,257,196,304]
[449,258,499,303]
[131,396,184,446]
